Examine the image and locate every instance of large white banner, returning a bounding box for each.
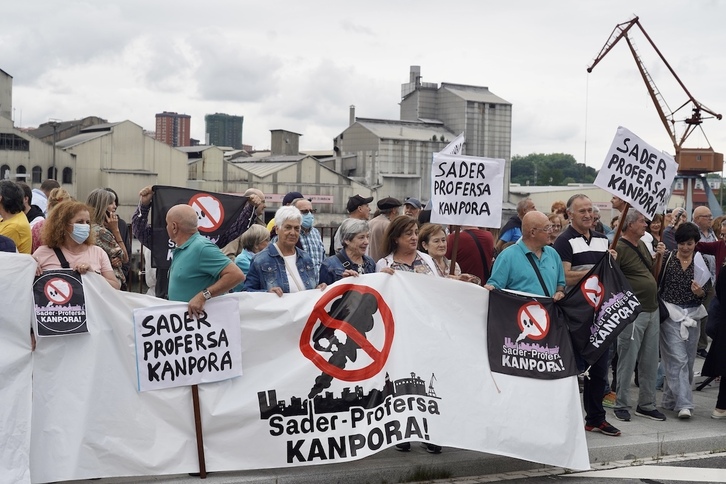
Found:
[430,152,505,227]
[594,126,678,219]
[0,265,590,482]
[0,253,34,484]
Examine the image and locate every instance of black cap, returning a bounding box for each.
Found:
[282,191,304,205]
[347,194,374,213]
[377,197,402,210]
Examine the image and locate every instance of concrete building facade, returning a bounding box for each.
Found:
[155,111,191,147]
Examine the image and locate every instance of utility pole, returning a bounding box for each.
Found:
[48,120,60,179]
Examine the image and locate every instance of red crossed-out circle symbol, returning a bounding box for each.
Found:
[44,277,73,305]
[516,301,550,341]
[300,284,394,382]
[581,275,604,309]
[188,193,225,233]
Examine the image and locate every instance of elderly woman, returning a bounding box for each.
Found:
[33,200,119,289]
[319,219,379,285]
[243,206,326,296]
[86,188,129,288]
[659,223,709,419]
[547,212,565,246]
[231,224,270,292]
[417,223,481,284]
[375,215,437,274]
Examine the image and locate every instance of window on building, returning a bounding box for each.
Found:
[47,167,58,180]
[16,165,27,182]
[62,167,73,184]
[0,133,30,151]
[32,166,42,184]
[1,164,10,180]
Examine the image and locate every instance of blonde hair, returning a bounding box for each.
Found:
[47,187,72,212]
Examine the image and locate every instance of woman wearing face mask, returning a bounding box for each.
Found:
[32,201,120,289]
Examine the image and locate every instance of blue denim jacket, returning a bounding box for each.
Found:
[243,243,318,293]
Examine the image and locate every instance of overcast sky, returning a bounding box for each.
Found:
[3,0,725,170]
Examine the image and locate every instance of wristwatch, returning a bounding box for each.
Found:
[202,289,212,300]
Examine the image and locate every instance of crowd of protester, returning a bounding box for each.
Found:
[3,178,726,450]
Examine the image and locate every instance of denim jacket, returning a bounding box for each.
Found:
[243,243,318,293]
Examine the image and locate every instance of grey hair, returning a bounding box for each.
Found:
[516,198,532,214]
[275,205,302,228]
[622,209,643,231]
[339,219,369,247]
[241,224,270,251]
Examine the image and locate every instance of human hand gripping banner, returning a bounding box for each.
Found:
[557,254,642,365]
[487,289,578,379]
[22,272,590,482]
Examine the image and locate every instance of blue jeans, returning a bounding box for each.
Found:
[615,310,660,411]
[659,316,699,411]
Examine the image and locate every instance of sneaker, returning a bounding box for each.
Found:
[395,442,411,452]
[602,391,617,408]
[424,443,442,454]
[712,408,726,419]
[585,420,621,436]
[614,409,631,421]
[697,348,708,358]
[678,409,692,419]
[635,407,667,421]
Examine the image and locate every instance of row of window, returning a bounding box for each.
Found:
[0,165,73,184]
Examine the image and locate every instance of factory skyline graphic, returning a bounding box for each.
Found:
[258,371,440,419]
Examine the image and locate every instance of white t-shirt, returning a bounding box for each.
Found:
[282,253,305,293]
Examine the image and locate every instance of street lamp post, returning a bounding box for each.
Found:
[49,120,60,180]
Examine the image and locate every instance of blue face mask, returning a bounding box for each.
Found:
[69,223,90,244]
[301,213,314,229]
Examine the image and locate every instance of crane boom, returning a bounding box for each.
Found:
[586,16,722,173]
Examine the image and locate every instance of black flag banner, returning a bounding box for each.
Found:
[150,186,248,269]
[487,289,578,380]
[557,253,641,366]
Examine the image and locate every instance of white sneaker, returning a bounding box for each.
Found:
[678,409,692,419]
[712,408,726,419]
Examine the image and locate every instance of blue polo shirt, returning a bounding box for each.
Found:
[168,232,231,302]
[486,238,565,296]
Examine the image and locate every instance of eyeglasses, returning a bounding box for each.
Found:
[299,209,317,214]
[534,225,555,233]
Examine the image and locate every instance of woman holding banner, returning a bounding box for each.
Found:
[33,200,120,289]
[659,223,709,419]
[243,205,326,296]
[417,223,481,284]
[375,216,437,275]
[318,219,385,285]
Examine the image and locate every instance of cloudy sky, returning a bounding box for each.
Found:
[3,0,725,170]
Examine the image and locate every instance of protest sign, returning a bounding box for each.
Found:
[33,269,88,336]
[430,152,505,227]
[594,126,678,219]
[487,289,578,380]
[133,297,242,392]
[150,186,249,269]
[14,273,590,482]
[439,132,465,155]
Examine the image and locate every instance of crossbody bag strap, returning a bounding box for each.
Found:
[525,252,550,297]
[52,247,71,269]
[620,238,652,269]
[464,230,490,281]
[335,251,351,269]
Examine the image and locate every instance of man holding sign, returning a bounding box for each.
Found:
[166,205,245,317]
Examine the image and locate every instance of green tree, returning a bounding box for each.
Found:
[511,153,596,185]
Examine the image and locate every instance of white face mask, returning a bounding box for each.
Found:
[69,223,90,244]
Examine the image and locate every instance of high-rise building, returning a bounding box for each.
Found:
[205,113,244,149]
[155,111,191,147]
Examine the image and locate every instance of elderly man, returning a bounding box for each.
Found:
[612,210,667,422]
[291,197,325,277]
[0,180,32,254]
[403,197,422,220]
[693,205,716,358]
[166,204,244,318]
[496,198,535,253]
[368,197,402,263]
[485,211,565,300]
[333,194,373,252]
[553,194,621,437]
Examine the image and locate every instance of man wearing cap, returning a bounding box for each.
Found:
[368,197,402,263]
[403,197,422,221]
[268,191,304,240]
[333,194,374,252]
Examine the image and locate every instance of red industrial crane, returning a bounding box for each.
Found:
[587,16,722,174]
